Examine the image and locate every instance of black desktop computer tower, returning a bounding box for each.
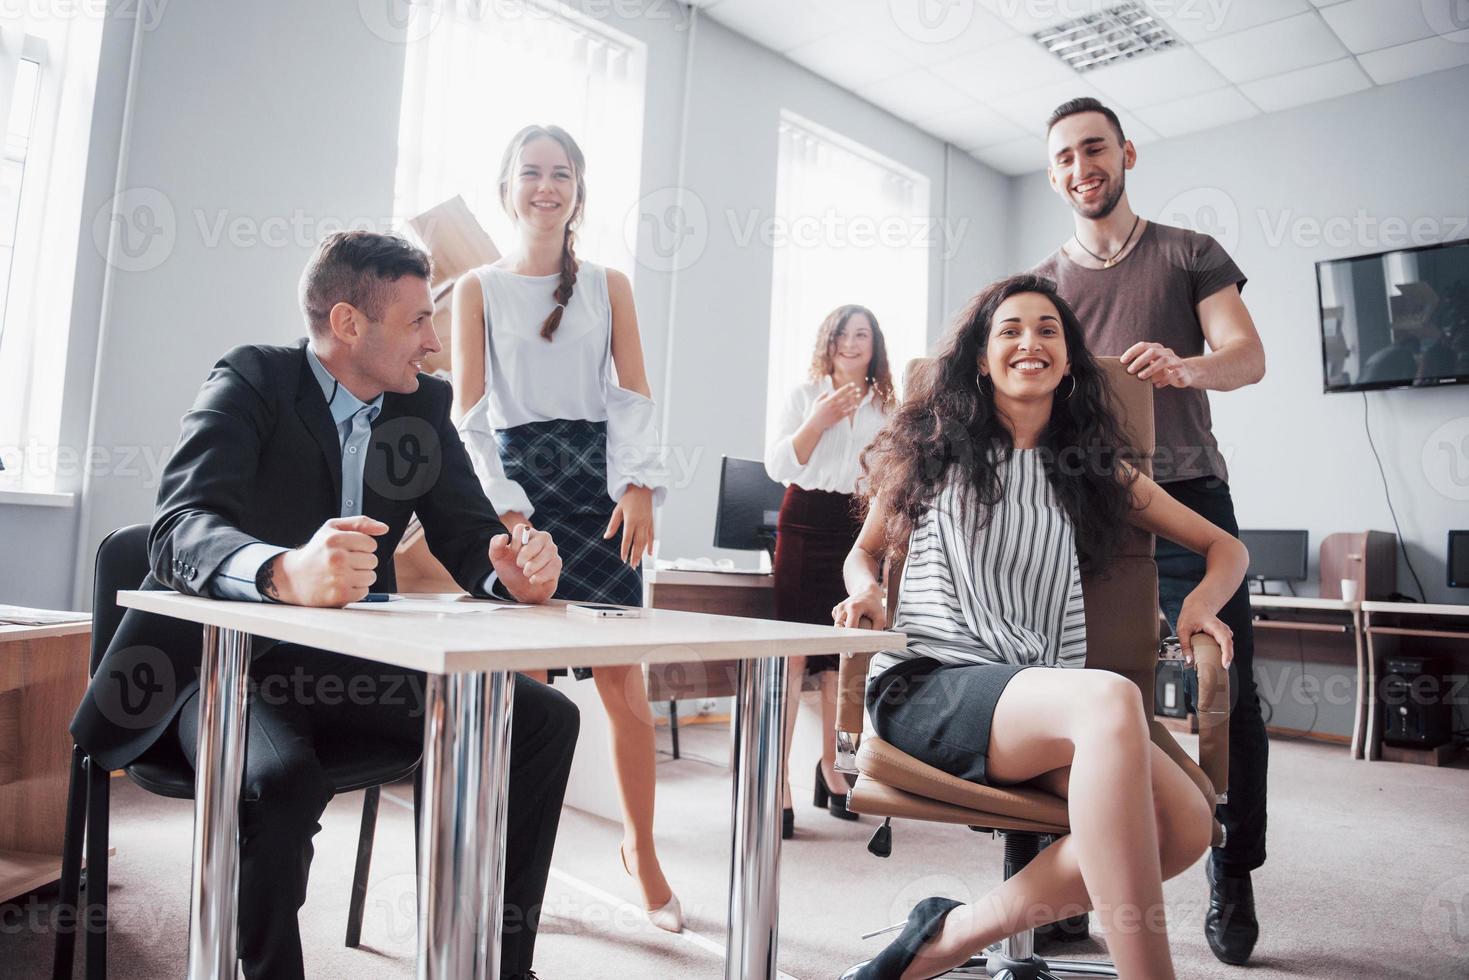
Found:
[1381,656,1452,748]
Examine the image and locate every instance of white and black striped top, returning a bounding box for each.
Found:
[871,449,1086,677]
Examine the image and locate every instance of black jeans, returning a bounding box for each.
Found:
[174,645,580,980]
[1155,477,1268,875]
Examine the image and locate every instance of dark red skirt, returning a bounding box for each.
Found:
[773,485,864,674]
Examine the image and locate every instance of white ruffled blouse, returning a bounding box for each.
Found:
[455,261,667,518]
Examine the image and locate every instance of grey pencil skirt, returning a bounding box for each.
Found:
[866,657,1034,786]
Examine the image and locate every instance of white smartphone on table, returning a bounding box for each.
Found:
[566,603,641,619]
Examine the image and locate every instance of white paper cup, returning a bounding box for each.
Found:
[1340,578,1360,603]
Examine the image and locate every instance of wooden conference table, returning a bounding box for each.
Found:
[117,590,904,980]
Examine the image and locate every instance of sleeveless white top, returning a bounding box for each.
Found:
[455,261,666,518]
[871,450,1087,677]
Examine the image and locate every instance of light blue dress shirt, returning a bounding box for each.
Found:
[211,347,383,601]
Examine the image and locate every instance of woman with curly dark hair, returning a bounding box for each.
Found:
[835,274,1247,980]
[764,304,894,838]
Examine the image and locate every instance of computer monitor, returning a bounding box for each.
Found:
[1449,530,1469,589]
[713,457,785,554]
[1238,530,1309,589]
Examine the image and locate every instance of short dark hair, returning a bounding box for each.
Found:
[1046,97,1126,146]
[299,231,431,334]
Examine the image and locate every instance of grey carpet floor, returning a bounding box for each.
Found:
[8,725,1468,979]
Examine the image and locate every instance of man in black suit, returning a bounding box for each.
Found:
[71,231,578,980]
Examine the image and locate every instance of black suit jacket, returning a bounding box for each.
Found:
[71,341,507,771]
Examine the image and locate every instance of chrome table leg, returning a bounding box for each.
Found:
[724,654,788,980]
[417,671,515,980]
[186,625,252,980]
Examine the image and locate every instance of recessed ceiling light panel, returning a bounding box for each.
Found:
[1034,1,1178,73]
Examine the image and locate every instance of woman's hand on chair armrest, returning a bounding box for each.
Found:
[1177,598,1233,668]
[834,585,886,631]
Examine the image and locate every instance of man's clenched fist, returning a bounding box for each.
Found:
[264,516,387,607]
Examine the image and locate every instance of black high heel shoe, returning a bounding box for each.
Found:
[813,761,860,821]
[840,896,962,980]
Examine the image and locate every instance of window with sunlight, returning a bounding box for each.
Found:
[391,0,647,277]
[765,112,931,448]
[0,16,106,492]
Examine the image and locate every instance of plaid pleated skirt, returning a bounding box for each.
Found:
[497,418,642,681]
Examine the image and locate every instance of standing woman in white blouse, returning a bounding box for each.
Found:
[764,305,895,839]
[451,125,681,931]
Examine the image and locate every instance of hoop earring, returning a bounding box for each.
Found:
[975,371,990,393]
[1063,375,1077,400]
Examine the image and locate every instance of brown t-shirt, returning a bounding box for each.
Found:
[1030,221,1246,484]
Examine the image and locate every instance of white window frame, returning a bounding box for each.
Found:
[0,29,55,490]
[0,12,104,498]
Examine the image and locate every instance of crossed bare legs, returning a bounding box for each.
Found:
[899,667,1214,980]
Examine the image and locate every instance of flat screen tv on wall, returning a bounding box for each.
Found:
[1315,237,1469,393]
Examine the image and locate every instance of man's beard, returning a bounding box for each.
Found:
[1072,170,1126,220]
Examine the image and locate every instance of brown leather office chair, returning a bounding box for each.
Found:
[835,357,1230,979]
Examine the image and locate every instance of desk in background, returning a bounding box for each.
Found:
[0,619,91,901]
[1361,601,1469,764]
[1248,595,1366,756]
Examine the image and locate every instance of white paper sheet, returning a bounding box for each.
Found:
[344,597,528,614]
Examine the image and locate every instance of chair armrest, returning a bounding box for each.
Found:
[836,646,876,774]
[1188,634,1231,803]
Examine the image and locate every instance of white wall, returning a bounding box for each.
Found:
[0,1,1013,608]
[1010,65,1469,607]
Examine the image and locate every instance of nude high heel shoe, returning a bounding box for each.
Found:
[620,844,683,933]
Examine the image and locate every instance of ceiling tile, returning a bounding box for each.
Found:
[1110,106,1162,145]
[1135,86,1260,137]
[974,0,1113,35]
[1319,0,1451,54]
[989,78,1108,130]
[1358,28,1469,84]
[700,0,839,54]
[1236,57,1372,111]
[784,30,916,90]
[919,103,1029,148]
[1145,0,1311,45]
[856,69,976,123]
[837,0,1018,66]
[929,35,1080,100]
[969,136,1050,176]
[1195,10,1348,82]
[1086,47,1228,108]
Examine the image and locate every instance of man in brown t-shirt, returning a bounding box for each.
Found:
[1030,97,1268,968]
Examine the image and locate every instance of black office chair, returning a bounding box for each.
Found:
[53,524,423,980]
